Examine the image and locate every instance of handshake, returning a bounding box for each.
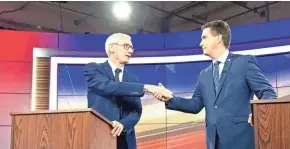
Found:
[144,83,173,102]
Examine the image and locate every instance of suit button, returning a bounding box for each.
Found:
[214,106,217,108]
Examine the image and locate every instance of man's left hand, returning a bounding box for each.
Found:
[248,113,253,127]
[153,83,173,101]
[111,121,124,137]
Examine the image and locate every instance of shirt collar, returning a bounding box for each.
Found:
[108,59,124,73]
[213,50,229,64]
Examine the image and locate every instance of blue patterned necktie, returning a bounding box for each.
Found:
[213,61,221,94]
[115,68,123,117]
[115,68,122,82]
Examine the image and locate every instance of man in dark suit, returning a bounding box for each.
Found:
[154,20,277,149]
[84,33,172,149]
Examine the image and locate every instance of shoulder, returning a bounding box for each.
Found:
[86,62,103,66]
[230,54,260,73]
[125,69,140,82]
[85,62,104,69]
[84,62,107,74]
[231,53,256,61]
[227,53,258,68]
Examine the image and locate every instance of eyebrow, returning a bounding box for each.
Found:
[124,43,133,46]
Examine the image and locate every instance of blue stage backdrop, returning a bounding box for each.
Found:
[57,53,290,126]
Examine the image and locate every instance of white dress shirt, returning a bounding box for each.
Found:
[108,60,124,82]
[212,50,229,79]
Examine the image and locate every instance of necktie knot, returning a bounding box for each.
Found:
[214,61,221,67]
[115,68,122,75]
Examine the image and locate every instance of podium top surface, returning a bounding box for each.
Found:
[251,98,290,104]
[10,108,112,125]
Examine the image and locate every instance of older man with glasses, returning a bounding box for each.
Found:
[84,33,172,149]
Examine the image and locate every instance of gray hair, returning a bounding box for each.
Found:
[105,33,131,56]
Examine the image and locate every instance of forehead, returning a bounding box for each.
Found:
[119,39,133,45]
[113,34,133,45]
[201,28,212,36]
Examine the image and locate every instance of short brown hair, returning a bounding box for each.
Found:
[201,20,231,48]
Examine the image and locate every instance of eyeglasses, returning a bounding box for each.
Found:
[111,43,134,51]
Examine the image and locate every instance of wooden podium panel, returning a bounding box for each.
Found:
[10,108,116,149]
[251,99,290,149]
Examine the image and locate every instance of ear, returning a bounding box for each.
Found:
[216,34,223,44]
[109,45,114,53]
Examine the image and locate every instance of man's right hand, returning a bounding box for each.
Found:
[144,84,165,93]
[111,121,124,137]
[155,83,173,101]
[144,83,173,101]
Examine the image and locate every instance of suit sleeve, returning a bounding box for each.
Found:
[119,82,142,133]
[246,55,277,99]
[84,62,144,97]
[165,75,204,114]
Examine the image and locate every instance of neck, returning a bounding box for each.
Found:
[109,57,124,68]
[211,46,228,61]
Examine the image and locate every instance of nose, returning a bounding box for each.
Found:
[199,41,203,47]
[128,48,133,54]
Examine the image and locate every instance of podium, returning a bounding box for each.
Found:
[10,108,116,149]
[251,99,290,149]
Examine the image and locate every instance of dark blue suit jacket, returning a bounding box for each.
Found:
[166,53,277,149]
[84,61,144,149]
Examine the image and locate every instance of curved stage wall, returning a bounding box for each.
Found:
[52,46,290,149]
[0,19,290,149]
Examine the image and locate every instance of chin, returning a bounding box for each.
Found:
[122,60,130,64]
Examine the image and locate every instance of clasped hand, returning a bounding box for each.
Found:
[144,83,173,102]
[111,121,124,137]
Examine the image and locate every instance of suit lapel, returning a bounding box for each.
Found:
[122,69,130,82]
[102,61,115,81]
[204,65,216,98]
[215,53,234,100]
[207,66,215,93]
